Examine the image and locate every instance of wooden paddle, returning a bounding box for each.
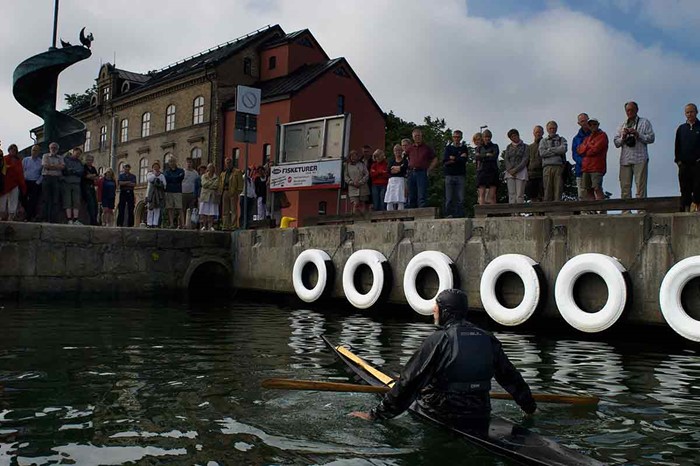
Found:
[261,378,600,406]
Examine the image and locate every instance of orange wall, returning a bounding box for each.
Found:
[288,42,328,73]
[259,46,290,81]
[224,67,385,225]
[292,70,385,153]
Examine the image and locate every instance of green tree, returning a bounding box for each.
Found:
[386,111,482,216]
[64,84,96,111]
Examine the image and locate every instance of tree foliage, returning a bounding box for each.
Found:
[64,84,96,111]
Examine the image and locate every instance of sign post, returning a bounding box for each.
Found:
[234,85,261,229]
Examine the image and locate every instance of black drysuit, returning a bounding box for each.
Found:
[370,317,537,422]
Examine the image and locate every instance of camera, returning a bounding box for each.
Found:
[624,134,636,148]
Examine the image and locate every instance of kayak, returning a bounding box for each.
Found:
[321,336,604,466]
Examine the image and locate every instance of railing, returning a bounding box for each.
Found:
[474,196,683,217]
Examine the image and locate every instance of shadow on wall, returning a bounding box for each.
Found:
[188,261,233,295]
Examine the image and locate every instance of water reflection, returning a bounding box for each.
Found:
[288,309,327,369]
[1,302,700,465]
[339,316,385,367]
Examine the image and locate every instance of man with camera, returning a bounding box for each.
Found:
[613,102,655,207]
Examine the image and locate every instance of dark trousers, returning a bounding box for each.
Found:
[117,190,135,227]
[23,180,42,221]
[239,196,255,228]
[444,175,465,217]
[407,169,428,208]
[41,176,61,223]
[83,186,98,225]
[678,161,700,208]
[371,184,386,211]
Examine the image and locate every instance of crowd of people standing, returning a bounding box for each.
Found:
[344,101,699,217]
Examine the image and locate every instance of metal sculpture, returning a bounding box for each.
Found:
[12,0,94,156]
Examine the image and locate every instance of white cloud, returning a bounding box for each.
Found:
[2,0,698,197]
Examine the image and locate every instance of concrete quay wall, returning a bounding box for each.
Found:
[233,213,700,325]
[0,223,233,298]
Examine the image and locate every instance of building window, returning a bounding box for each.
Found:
[102,86,110,102]
[191,147,202,167]
[192,96,204,125]
[141,112,151,137]
[84,130,91,152]
[118,162,125,174]
[262,144,271,166]
[98,167,104,176]
[120,119,129,143]
[243,57,252,76]
[99,125,107,150]
[233,148,240,167]
[139,157,148,183]
[268,56,276,70]
[337,95,345,114]
[165,105,176,131]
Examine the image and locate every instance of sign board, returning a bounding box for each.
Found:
[234,112,257,143]
[269,159,343,191]
[236,85,261,115]
[279,115,348,163]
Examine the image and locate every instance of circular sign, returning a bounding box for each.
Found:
[242,92,258,110]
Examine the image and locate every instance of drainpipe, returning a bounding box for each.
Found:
[110,113,118,172]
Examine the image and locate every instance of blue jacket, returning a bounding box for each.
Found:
[571,128,590,177]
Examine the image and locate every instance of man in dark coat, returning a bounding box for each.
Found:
[350,289,536,423]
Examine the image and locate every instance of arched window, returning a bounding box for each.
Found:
[163,152,174,165]
[192,96,204,125]
[141,112,151,137]
[337,94,345,114]
[268,56,276,70]
[99,125,107,150]
[139,157,148,183]
[98,167,104,176]
[190,147,202,167]
[262,144,271,166]
[118,162,125,174]
[84,130,91,152]
[120,119,129,143]
[165,105,176,131]
[243,57,252,75]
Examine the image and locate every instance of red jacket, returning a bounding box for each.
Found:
[577,131,608,174]
[2,155,26,195]
[369,159,389,186]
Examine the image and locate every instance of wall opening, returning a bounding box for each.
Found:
[188,261,232,294]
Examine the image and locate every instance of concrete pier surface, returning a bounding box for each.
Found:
[0,222,233,298]
[1,214,699,331]
[233,213,700,327]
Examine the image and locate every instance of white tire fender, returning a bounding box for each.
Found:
[292,249,333,303]
[480,254,542,326]
[555,253,628,333]
[403,251,455,316]
[659,256,700,342]
[342,249,389,309]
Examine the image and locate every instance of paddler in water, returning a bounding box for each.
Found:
[350,289,537,423]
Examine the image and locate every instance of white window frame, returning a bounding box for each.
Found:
[139,157,148,183]
[102,86,110,102]
[192,96,204,125]
[165,105,176,131]
[84,130,91,152]
[141,112,151,137]
[99,125,107,150]
[120,119,129,143]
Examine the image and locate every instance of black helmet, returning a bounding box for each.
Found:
[435,289,468,324]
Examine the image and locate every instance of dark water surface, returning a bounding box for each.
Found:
[1,301,699,465]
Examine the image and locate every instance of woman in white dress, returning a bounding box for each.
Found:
[199,163,220,231]
[146,162,166,227]
[384,144,409,210]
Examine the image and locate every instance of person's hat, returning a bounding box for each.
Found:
[435,289,468,314]
[123,164,131,169]
[588,117,600,124]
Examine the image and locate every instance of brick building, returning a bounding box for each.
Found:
[33,25,384,225]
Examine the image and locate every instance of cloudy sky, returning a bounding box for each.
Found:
[2,0,698,197]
